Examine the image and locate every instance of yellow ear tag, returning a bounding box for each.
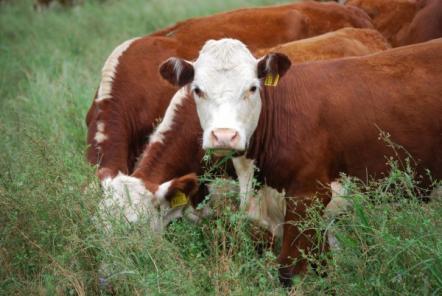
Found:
[264,73,280,87]
[170,191,188,208]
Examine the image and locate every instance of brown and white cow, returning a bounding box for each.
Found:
[99,28,390,235]
[160,38,442,286]
[344,0,442,46]
[86,0,374,182]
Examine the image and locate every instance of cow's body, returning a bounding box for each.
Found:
[86,1,374,181]
[102,28,390,235]
[163,38,442,286]
[150,1,373,54]
[396,0,442,45]
[346,0,442,46]
[256,27,390,62]
[248,39,442,284]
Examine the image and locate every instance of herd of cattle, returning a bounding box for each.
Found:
[86,0,442,287]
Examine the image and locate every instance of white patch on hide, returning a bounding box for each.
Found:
[96,37,140,102]
[149,88,188,144]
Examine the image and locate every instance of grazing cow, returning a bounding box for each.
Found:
[100,28,390,235]
[345,0,442,46]
[86,0,374,182]
[159,38,442,286]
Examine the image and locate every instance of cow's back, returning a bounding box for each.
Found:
[256,27,390,62]
[151,1,373,57]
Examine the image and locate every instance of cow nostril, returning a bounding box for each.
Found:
[231,131,239,142]
[211,130,219,142]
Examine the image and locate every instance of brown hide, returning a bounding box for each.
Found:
[347,0,442,46]
[396,0,442,46]
[346,0,418,46]
[255,27,390,62]
[86,1,374,180]
[245,39,442,283]
[150,1,373,56]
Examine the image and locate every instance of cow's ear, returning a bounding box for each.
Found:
[159,57,194,86]
[257,53,291,82]
[154,173,199,208]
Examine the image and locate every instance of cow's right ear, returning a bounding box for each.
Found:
[159,57,194,87]
[154,173,199,208]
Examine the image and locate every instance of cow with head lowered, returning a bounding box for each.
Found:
[159,38,442,286]
[86,0,374,182]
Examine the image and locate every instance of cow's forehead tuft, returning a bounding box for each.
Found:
[195,38,256,71]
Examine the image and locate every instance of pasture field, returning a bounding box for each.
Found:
[0,0,441,295]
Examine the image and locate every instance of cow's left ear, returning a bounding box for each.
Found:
[257,53,291,82]
[159,57,195,87]
[154,173,199,208]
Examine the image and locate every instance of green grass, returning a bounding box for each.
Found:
[1,0,441,295]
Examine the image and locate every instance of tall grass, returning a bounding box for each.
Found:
[0,0,441,295]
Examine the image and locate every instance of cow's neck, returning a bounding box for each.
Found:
[246,86,293,191]
[133,95,204,189]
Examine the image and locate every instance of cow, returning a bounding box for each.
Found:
[86,0,374,182]
[395,0,442,46]
[345,0,442,46]
[159,38,442,286]
[99,28,390,237]
[255,27,390,61]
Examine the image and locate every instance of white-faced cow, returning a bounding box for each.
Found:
[159,38,442,286]
[98,28,390,237]
[86,1,374,182]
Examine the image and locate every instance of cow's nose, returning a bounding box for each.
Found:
[211,128,239,149]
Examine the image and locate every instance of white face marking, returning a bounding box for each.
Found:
[149,88,188,144]
[97,173,192,233]
[98,173,163,232]
[96,37,140,102]
[191,39,263,151]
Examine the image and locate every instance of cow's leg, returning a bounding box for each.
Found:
[324,181,352,251]
[277,190,330,287]
[232,156,256,210]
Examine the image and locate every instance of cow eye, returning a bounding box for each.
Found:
[193,87,202,96]
[249,85,257,93]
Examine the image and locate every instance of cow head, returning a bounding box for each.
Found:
[98,173,211,232]
[160,38,291,154]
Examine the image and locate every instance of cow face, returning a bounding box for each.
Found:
[160,39,291,154]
